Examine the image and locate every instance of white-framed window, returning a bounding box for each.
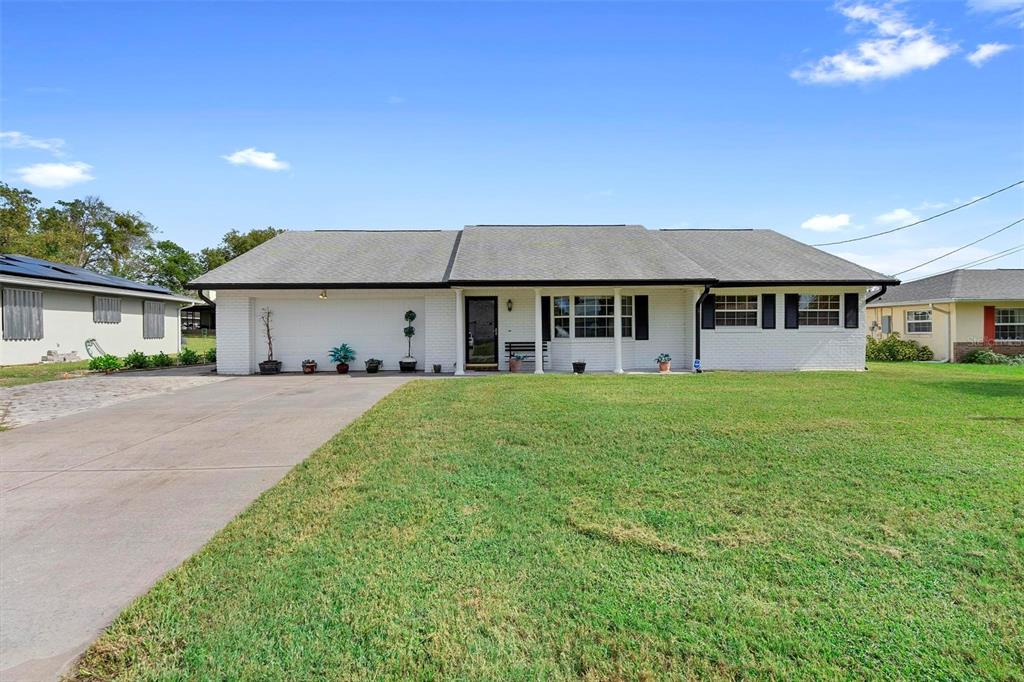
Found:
[995,308,1024,341]
[798,294,840,326]
[715,295,758,327]
[553,296,570,338]
[621,295,633,337]
[574,295,614,338]
[905,310,932,334]
[143,301,165,339]
[93,296,122,324]
[2,287,44,341]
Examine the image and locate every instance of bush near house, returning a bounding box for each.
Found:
[151,352,175,368]
[87,355,123,372]
[204,347,216,363]
[123,350,150,370]
[866,333,934,361]
[961,348,1024,365]
[177,348,202,365]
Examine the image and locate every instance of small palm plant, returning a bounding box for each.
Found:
[328,343,356,374]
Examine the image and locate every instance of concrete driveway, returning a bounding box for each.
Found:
[0,373,415,681]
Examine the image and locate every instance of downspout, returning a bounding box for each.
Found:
[694,285,710,373]
[197,288,215,308]
[865,285,887,305]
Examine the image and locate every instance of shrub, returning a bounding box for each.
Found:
[962,348,1024,365]
[204,347,217,363]
[88,354,123,372]
[123,350,150,369]
[178,347,202,365]
[151,351,174,367]
[866,333,934,362]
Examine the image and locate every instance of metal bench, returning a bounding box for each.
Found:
[504,341,549,368]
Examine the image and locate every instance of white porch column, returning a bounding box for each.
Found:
[454,288,465,375]
[534,288,544,374]
[613,288,624,374]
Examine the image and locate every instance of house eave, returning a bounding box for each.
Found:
[1,274,193,303]
[714,278,899,287]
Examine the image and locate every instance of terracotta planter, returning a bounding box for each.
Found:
[659,361,671,373]
[302,362,317,374]
[508,358,523,373]
[336,363,349,374]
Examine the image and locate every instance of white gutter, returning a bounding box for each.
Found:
[0,274,195,304]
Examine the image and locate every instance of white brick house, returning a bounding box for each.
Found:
[191,225,897,374]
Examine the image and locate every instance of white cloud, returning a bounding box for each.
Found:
[15,162,94,188]
[967,42,1012,66]
[967,0,1024,26]
[875,207,918,224]
[222,147,290,171]
[801,213,852,232]
[791,3,956,84]
[835,246,992,277]
[0,130,65,156]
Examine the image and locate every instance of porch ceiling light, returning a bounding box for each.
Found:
[506,299,513,312]
[319,290,328,300]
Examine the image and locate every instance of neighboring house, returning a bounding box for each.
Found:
[1,254,193,365]
[866,269,1024,362]
[189,225,897,375]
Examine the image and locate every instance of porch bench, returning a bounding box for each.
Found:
[504,341,549,368]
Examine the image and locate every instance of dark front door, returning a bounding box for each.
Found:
[466,297,498,368]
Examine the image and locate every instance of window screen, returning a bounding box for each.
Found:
[2,287,44,341]
[143,301,165,339]
[93,296,122,324]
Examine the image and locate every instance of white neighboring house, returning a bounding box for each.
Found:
[1,254,192,365]
[189,225,899,375]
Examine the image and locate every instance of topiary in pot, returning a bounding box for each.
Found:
[400,310,417,372]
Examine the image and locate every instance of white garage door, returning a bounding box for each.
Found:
[252,294,426,372]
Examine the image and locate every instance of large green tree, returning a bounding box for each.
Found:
[0,182,41,254]
[144,240,204,294]
[199,227,283,271]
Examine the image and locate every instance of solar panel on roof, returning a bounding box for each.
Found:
[0,254,173,294]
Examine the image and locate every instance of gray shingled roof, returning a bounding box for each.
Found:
[867,269,1023,306]
[188,225,896,288]
[657,229,896,284]
[448,225,713,283]
[190,230,460,287]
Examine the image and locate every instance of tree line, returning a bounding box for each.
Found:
[0,182,281,294]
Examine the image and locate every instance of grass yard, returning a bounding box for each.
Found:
[0,360,91,388]
[77,364,1024,680]
[181,333,216,355]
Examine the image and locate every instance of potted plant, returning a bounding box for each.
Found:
[328,344,355,374]
[508,353,526,373]
[258,308,282,374]
[365,358,382,374]
[400,310,417,372]
[433,364,442,374]
[301,359,318,374]
[572,360,586,374]
[656,353,672,373]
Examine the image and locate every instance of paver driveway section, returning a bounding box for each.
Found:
[0,373,414,681]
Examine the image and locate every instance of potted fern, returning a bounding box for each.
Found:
[328,344,355,374]
[258,308,281,374]
[508,353,526,373]
[656,353,671,373]
[400,310,417,372]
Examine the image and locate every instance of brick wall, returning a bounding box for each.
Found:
[214,292,254,374]
[953,341,1024,362]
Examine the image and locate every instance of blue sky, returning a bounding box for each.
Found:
[2,1,1022,278]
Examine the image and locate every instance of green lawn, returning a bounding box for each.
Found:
[76,364,1024,680]
[0,360,91,388]
[182,333,216,354]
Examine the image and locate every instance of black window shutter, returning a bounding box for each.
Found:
[541,296,551,341]
[701,293,716,329]
[634,295,649,340]
[784,293,800,329]
[844,292,859,329]
[761,293,776,329]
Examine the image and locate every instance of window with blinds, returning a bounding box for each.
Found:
[2,287,44,341]
[93,296,122,324]
[143,301,165,339]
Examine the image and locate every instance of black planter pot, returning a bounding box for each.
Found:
[365,361,381,374]
[572,361,587,374]
[259,360,282,375]
[399,359,417,373]
[432,364,442,374]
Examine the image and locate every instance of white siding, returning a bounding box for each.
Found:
[701,287,867,371]
[424,291,456,372]
[0,286,180,365]
[214,292,254,375]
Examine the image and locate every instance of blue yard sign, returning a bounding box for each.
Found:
[693,358,702,371]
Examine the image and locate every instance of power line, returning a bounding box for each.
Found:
[813,179,1024,247]
[904,240,1024,282]
[891,216,1024,276]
